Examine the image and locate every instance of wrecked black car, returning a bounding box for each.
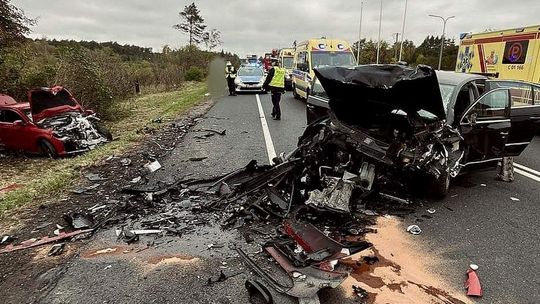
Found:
[305,64,540,197]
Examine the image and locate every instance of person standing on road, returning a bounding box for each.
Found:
[262,58,286,120]
[225,61,237,96]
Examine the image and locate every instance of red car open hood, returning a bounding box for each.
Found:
[29,86,82,122]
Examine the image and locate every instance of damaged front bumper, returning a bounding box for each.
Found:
[40,112,111,154]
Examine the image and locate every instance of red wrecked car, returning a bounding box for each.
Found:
[0,86,112,157]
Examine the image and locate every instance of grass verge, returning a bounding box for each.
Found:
[0,82,209,214]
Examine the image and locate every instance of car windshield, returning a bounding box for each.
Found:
[238,67,263,77]
[282,57,294,69]
[23,109,32,120]
[439,84,456,113]
[311,52,356,68]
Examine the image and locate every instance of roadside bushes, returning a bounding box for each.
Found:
[185,66,204,82]
[0,39,240,120]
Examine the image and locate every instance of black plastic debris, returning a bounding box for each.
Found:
[352,285,369,301]
[205,270,241,286]
[194,128,226,136]
[118,228,139,244]
[64,212,94,229]
[71,184,100,195]
[189,157,208,162]
[1,235,15,245]
[48,243,65,256]
[245,279,273,304]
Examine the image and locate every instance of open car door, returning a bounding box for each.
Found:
[486,81,540,156]
[460,88,512,164]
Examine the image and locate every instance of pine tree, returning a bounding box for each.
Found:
[173,2,207,47]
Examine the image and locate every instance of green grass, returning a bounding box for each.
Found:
[0,82,208,214]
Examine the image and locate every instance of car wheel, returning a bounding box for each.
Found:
[431,171,450,198]
[39,139,58,158]
[93,121,113,141]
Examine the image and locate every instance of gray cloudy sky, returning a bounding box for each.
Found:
[13,0,540,56]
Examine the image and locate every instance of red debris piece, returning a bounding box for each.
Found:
[0,229,94,254]
[464,268,482,297]
[0,184,23,194]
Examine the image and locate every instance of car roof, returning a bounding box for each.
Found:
[239,65,262,70]
[0,102,30,110]
[435,71,486,85]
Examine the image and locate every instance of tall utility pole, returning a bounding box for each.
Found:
[393,32,400,61]
[357,1,364,65]
[429,14,455,70]
[398,0,408,62]
[376,0,383,64]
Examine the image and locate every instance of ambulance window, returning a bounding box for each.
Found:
[489,81,533,107]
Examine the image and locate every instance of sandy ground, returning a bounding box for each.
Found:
[340,216,473,304]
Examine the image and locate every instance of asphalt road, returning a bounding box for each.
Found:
[41,91,540,303]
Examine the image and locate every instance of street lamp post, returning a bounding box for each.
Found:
[429,14,455,70]
[376,0,383,64]
[357,1,364,65]
[398,0,408,62]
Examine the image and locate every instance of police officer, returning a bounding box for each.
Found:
[225,61,237,96]
[262,58,286,120]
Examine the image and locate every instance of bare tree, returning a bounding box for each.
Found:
[172,2,206,47]
[202,29,222,51]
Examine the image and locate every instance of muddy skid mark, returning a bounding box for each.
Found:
[340,217,471,304]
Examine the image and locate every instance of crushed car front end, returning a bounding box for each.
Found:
[297,64,464,198]
[38,111,110,155]
[30,87,112,155]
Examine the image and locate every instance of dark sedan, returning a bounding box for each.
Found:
[305,65,540,196]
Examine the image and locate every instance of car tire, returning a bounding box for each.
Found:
[39,139,58,158]
[93,121,113,141]
[431,171,450,198]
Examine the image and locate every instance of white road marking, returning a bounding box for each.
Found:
[514,167,540,183]
[255,94,277,164]
[514,162,540,177]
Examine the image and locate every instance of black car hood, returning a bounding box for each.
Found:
[314,65,446,125]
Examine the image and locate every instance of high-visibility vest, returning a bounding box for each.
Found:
[269,67,285,88]
[225,66,236,79]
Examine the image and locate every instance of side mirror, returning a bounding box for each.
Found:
[13,120,25,126]
[468,113,478,126]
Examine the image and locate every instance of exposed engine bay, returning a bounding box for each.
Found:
[300,64,467,197]
[37,112,110,154]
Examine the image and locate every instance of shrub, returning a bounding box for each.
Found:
[184,66,204,82]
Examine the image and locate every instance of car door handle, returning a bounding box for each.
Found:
[500,131,509,136]
[530,116,540,120]
[307,105,315,109]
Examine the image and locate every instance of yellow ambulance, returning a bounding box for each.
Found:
[279,48,295,90]
[292,39,356,99]
[456,25,540,83]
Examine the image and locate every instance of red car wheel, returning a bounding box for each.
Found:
[39,139,58,158]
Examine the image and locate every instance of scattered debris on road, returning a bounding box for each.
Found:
[144,160,162,173]
[406,225,422,235]
[465,266,483,297]
[0,229,93,254]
